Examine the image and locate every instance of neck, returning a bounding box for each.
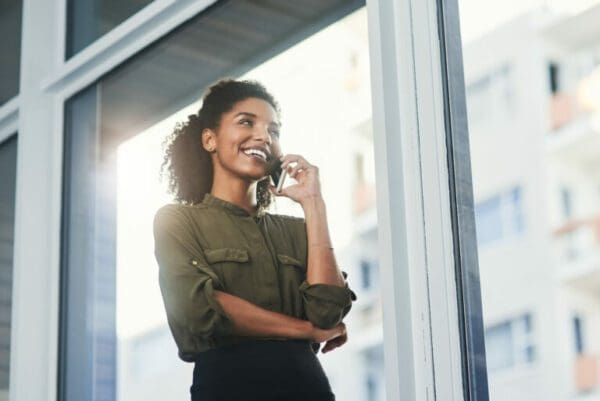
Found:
[210,168,259,216]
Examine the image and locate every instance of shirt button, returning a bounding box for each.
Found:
[191,259,198,265]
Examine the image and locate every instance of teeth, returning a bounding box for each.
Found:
[243,148,267,160]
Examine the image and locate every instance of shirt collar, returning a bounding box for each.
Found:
[202,193,265,218]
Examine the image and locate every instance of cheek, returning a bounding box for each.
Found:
[271,141,283,157]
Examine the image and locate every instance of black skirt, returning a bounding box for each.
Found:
[190,339,336,401]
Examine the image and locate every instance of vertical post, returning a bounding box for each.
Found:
[437,0,490,399]
[10,0,64,400]
[366,0,483,398]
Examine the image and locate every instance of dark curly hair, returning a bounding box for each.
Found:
[160,78,281,213]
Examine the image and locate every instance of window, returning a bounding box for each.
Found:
[548,62,560,94]
[560,186,573,219]
[0,135,17,401]
[573,316,584,355]
[475,186,524,246]
[362,345,385,401]
[485,314,535,373]
[466,65,513,129]
[66,0,155,58]
[60,2,370,400]
[0,0,23,104]
[360,260,372,290]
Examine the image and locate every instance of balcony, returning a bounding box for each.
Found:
[554,217,600,290]
[547,68,600,174]
[575,354,600,394]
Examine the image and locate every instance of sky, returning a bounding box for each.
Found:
[458,0,599,42]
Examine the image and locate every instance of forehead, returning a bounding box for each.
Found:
[226,97,279,123]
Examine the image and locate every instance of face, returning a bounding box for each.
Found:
[203,97,281,182]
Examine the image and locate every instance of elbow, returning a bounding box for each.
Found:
[299,280,355,329]
[304,303,352,329]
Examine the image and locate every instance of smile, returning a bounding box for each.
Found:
[242,148,268,162]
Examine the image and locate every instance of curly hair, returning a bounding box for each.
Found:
[160,78,281,213]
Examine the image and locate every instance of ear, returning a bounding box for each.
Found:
[201,128,217,152]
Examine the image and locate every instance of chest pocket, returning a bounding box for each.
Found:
[276,254,305,271]
[277,253,305,316]
[204,247,252,298]
[205,247,249,264]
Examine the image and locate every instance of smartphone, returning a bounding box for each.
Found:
[266,156,288,192]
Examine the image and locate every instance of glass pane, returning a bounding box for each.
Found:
[457,1,600,399]
[66,0,155,58]
[0,135,18,401]
[61,2,380,401]
[0,0,22,105]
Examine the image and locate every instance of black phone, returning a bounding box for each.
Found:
[266,156,287,192]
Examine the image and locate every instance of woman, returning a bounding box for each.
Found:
[154,78,357,401]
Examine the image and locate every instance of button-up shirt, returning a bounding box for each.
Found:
[153,193,357,362]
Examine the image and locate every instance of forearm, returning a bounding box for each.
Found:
[301,196,345,287]
[214,290,314,339]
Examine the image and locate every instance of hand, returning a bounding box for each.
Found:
[310,322,347,353]
[268,154,322,205]
[321,331,347,354]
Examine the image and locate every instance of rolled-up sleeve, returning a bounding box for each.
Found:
[299,270,358,329]
[153,206,233,340]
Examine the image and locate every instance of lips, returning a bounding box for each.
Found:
[241,147,269,162]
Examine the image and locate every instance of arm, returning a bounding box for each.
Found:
[213,290,344,343]
[272,155,357,330]
[302,195,345,287]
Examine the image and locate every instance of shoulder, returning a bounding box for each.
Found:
[153,203,209,229]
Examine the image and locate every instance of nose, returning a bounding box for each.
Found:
[254,124,272,144]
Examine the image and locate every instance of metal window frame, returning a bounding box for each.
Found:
[366,0,488,399]
[5,0,488,399]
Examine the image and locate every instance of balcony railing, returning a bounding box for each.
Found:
[553,216,600,264]
[575,354,600,393]
[549,66,600,131]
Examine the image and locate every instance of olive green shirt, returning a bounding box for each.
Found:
[153,193,357,362]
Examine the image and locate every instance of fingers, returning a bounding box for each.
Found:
[321,324,347,353]
[280,154,316,178]
[322,333,348,354]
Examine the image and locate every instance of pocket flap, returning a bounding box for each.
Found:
[277,254,303,267]
[204,248,249,263]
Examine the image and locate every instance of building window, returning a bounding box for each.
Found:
[360,260,372,290]
[548,62,560,94]
[573,316,584,355]
[475,186,524,246]
[485,314,535,373]
[466,64,513,130]
[560,186,573,219]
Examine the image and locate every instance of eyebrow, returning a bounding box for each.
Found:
[234,112,280,128]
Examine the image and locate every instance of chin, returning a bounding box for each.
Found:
[240,170,268,182]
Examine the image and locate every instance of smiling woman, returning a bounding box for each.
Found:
[155,78,357,401]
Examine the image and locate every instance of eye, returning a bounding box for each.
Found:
[269,129,280,138]
[239,119,253,127]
